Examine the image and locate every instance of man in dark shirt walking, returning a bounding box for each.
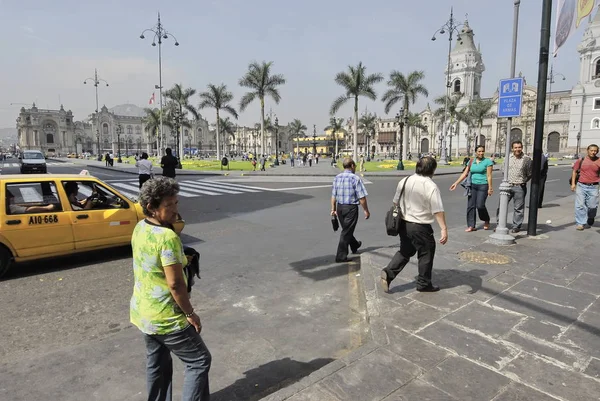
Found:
[161,148,178,178]
[331,158,370,263]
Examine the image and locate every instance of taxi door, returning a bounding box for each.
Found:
[1,180,74,258]
[62,180,139,250]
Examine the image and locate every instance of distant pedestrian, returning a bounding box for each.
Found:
[308,153,313,167]
[380,156,448,293]
[161,148,178,178]
[260,155,266,171]
[289,151,295,167]
[315,153,319,164]
[359,155,365,173]
[302,154,307,167]
[331,158,370,263]
[131,177,211,401]
[571,144,600,230]
[105,153,111,167]
[450,146,493,231]
[135,152,153,188]
[538,152,549,208]
[496,141,532,233]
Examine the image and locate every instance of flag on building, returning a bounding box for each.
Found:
[148,92,155,105]
[554,0,598,57]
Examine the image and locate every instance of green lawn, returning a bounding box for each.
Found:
[118,156,266,171]
[339,159,467,172]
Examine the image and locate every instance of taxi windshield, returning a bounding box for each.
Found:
[23,153,44,160]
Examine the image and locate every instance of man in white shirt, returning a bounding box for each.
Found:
[135,152,154,188]
[381,156,448,293]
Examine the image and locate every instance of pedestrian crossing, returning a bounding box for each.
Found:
[107,179,270,199]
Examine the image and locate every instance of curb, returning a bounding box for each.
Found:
[83,164,222,177]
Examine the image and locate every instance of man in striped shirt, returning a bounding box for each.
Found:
[331,158,370,262]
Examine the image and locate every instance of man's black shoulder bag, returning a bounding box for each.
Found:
[385,177,409,236]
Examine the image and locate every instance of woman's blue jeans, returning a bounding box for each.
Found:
[467,183,490,228]
[144,325,212,401]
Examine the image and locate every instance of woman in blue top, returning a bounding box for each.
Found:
[450,146,494,231]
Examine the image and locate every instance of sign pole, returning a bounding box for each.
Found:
[527,0,553,236]
[490,0,520,246]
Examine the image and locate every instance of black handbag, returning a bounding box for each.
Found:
[385,177,409,236]
[569,158,584,185]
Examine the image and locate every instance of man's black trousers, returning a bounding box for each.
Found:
[336,203,360,260]
[383,221,436,289]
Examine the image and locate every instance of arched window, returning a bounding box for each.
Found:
[595,59,600,78]
[592,118,600,129]
[46,133,54,143]
[103,124,108,136]
[454,79,461,93]
[127,125,133,135]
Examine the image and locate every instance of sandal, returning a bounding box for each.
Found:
[483,222,490,230]
[465,227,477,232]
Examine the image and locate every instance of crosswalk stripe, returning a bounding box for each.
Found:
[199,181,260,192]
[176,182,223,196]
[110,182,197,198]
[199,180,269,191]
[181,181,242,194]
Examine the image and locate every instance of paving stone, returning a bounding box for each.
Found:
[407,291,472,313]
[557,311,600,359]
[444,277,510,302]
[489,273,524,287]
[587,299,600,315]
[502,352,600,401]
[445,302,525,339]
[286,383,341,401]
[488,290,584,327]
[385,328,450,371]
[526,265,581,287]
[513,318,564,342]
[382,379,457,401]
[418,319,519,370]
[568,273,600,296]
[319,348,420,401]
[584,357,600,379]
[505,331,584,368]
[422,356,510,401]
[508,279,596,311]
[492,381,561,401]
[382,300,447,333]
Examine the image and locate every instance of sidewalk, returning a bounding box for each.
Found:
[262,195,600,401]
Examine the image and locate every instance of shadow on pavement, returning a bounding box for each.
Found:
[290,246,378,281]
[3,245,132,281]
[388,268,486,295]
[212,357,334,401]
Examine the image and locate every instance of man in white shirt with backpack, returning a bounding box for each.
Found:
[380,156,448,293]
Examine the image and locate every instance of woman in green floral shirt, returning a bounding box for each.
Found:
[130,177,211,401]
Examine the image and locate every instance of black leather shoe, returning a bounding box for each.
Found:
[380,271,392,293]
[351,241,362,254]
[587,218,595,227]
[417,285,440,293]
[511,227,521,233]
[335,257,350,263]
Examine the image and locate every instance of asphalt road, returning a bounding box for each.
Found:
[0,162,575,400]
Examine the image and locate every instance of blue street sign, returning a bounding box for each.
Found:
[497,77,524,118]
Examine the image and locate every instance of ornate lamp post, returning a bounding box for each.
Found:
[545,64,565,149]
[83,69,109,161]
[274,117,280,165]
[432,8,463,165]
[312,125,317,155]
[395,109,407,170]
[116,124,123,163]
[576,132,581,157]
[140,13,179,155]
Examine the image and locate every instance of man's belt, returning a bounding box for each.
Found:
[579,182,599,186]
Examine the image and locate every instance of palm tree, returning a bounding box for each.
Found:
[406,112,426,155]
[289,119,307,156]
[468,98,495,152]
[164,84,199,157]
[325,117,345,158]
[198,83,238,160]
[239,61,286,155]
[217,116,236,155]
[358,112,377,160]
[434,93,463,159]
[381,70,429,164]
[143,107,171,154]
[330,62,383,161]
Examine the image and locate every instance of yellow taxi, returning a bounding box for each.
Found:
[0,174,185,278]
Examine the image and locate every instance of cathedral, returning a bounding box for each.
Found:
[349,12,600,158]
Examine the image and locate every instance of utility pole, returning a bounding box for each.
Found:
[527,0,553,236]
[489,0,520,246]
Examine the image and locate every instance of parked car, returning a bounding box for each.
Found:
[0,174,185,278]
[19,150,47,174]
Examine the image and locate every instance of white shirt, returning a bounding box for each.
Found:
[393,174,444,225]
[135,159,153,175]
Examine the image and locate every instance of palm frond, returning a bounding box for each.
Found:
[239,92,257,112]
[330,95,349,116]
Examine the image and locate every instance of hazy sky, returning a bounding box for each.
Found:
[0,0,590,130]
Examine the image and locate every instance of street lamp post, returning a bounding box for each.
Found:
[577,132,581,156]
[396,110,405,170]
[116,124,123,163]
[83,69,109,161]
[274,117,280,165]
[432,7,463,165]
[140,12,179,155]
[490,0,521,245]
[312,125,318,155]
[545,64,565,150]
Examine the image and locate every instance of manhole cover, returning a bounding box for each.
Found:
[458,251,512,265]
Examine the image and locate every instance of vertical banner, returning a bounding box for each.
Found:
[554,0,598,56]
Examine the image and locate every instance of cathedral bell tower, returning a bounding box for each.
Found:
[446,19,485,108]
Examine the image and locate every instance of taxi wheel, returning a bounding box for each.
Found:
[0,247,12,279]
